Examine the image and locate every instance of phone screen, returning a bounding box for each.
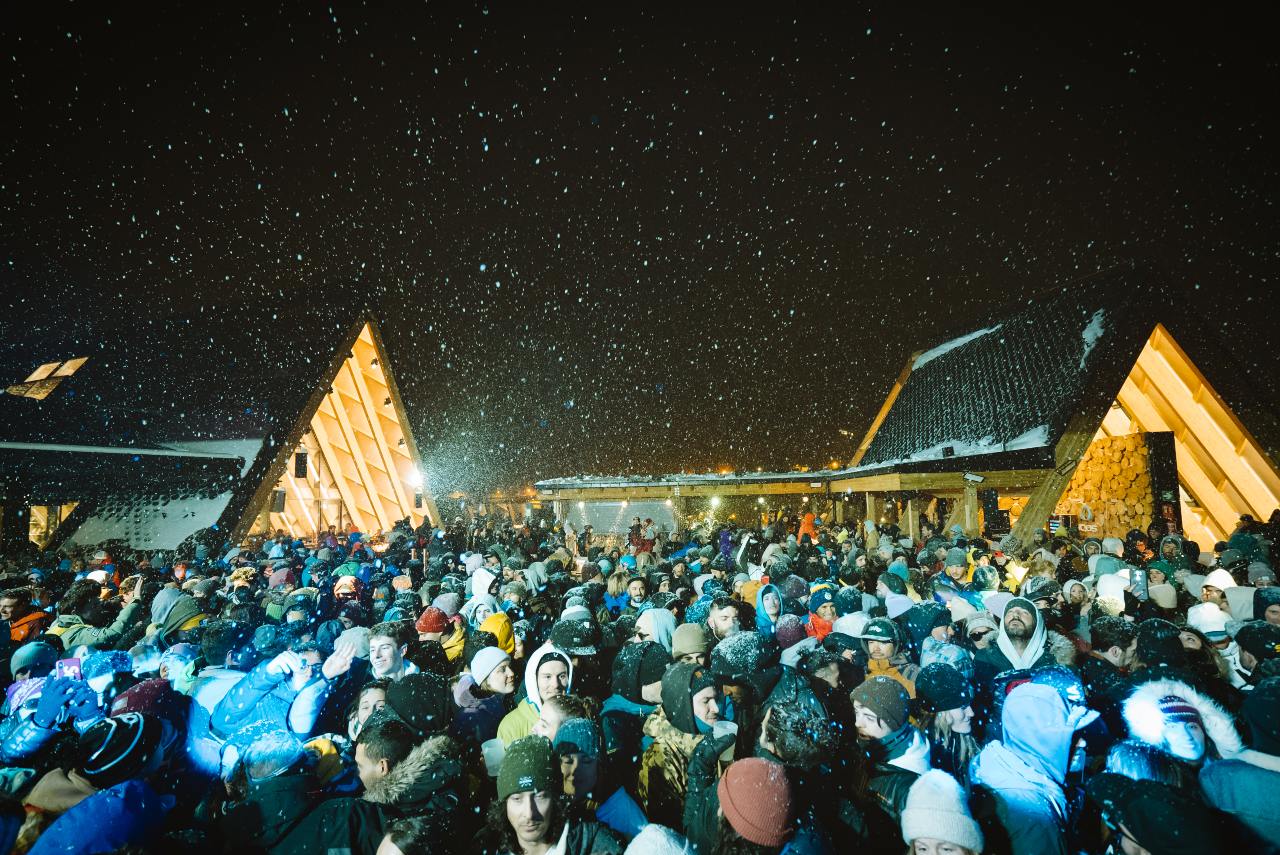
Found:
[1131,568,1149,601]
[55,658,83,680]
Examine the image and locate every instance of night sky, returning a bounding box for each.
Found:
[3,6,1277,495]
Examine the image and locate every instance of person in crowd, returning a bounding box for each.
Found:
[498,642,574,744]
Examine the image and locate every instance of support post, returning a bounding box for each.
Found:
[905,497,920,544]
[962,483,980,537]
[865,493,882,551]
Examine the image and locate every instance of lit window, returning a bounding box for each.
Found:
[6,357,88,400]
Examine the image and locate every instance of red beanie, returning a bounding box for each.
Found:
[717,758,793,847]
[415,607,449,634]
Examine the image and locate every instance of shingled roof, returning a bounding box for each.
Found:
[850,267,1161,474]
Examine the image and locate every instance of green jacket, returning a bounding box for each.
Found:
[50,600,141,650]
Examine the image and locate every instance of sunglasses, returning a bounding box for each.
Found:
[969,630,993,641]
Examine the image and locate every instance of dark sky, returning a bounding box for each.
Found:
[3,5,1277,495]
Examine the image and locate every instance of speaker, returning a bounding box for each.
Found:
[414,492,424,509]
[978,488,1001,518]
[294,452,308,479]
[271,490,287,513]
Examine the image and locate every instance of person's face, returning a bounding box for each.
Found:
[1265,604,1280,626]
[560,751,598,796]
[289,650,323,691]
[506,790,554,847]
[369,636,403,677]
[762,591,781,617]
[814,662,841,690]
[418,629,443,642]
[1162,542,1177,560]
[1164,720,1207,762]
[912,838,976,855]
[484,660,518,695]
[816,602,837,621]
[1117,638,1139,669]
[855,554,867,569]
[658,578,671,593]
[537,660,569,700]
[692,686,720,724]
[930,623,954,643]
[1068,585,1089,606]
[627,580,646,602]
[640,678,664,704]
[867,639,895,661]
[1179,631,1204,651]
[1201,585,1225,606]
[338,615,355,630]
[854,702,891,740]
[1239,647,1258,672]
[968,627,994,648]
[708,606,740,639]
[946,564,966,581]
[1004,607,1035,640]
[943,705,974,734]
[357,688,387,726]
[875,580,890,599]
[533,707,567,740]
[679,651,709,667]
[0,597,22,621]
[355,741,390,790]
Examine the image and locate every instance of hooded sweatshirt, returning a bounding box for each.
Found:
[754,584,784,638]
[970,683,1098,855]
[975,597,1053,686]
[634,608,676,653]
[496,642,574,745]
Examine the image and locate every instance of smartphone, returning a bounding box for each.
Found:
[1130,568,1149,601]
[55,658,83,680]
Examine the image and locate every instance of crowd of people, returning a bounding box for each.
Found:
[1,508,1279,855]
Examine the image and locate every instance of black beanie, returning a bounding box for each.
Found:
[662,661,716,735]
[915,662,972,713]
[611,641,671,703]
[76,712,164,788]
[385,672,455,738]
[880,573,907,596]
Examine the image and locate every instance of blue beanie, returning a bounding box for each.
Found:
[83,650,134,681]
[808,588,835,613]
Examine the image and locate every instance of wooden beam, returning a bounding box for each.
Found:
[905,497,920,543]
[865,493,881,551]
[828,473,903,493]
[1008,411,1096,549]
[961,483,979,537]
[310,407,373,534]
[325,390,394,532]
[850,355,917,467]
[344,346,414,521]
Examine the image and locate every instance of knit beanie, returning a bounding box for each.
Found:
[1157,694,1203,728]
[851,676,910,733]
[9,641,59,678]
[611,641,672,703]
[710,632,782,700]
[415,606,449,634]
[431,592,462,618]
[944,547,968,569]
[880,572,908,596]
[901,770,983,852]
[498,736,558,800]
[781,574,809,603]
[671,623,711,660]
[75,713,164,788]
[1235,621,1280,663]
[553,717,601,760]
[833,587,862,617]
[915,663,971,713]
[775,614,808,651]
[716,758,793,848]
[971,565,999,592]
[469,646,511,689]
[384,672,455,738]
[808,588,835,614]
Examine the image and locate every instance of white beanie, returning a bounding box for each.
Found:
[1096,573,1128,603]
[1203,568,1238,593]
[624,824,694,855]
[1187,602,1229,640]
[885,593,914,619]
[464,553,486,575]
[469,646,510,689]
[900,770,984,852]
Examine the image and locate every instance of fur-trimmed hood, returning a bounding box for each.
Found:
[1124,678,1280,772]
[362,733,462,807]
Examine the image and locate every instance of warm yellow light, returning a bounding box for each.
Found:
[710,497,721,508]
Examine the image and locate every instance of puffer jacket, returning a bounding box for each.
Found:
[637,707,702,831]
[49,600,141,650]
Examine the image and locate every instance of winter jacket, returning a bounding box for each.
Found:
[865,656,919,697]
[1201,753,1280,851]
[865,725,929,827]
[637,706,703,831]
[763,666,828,720]
[973,599,1054,689]
[451,674,509,744]
[1079,653,1128,736]
[8,610,51,644]
[600,694,656,768]
[186,665,244,779]
[49,600,141,650]
[264,733,464,855]
[211,661,333,752]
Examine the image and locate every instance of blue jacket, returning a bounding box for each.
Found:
[755,584,784,638]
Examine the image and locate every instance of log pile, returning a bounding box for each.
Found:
[1054,433,1154,538]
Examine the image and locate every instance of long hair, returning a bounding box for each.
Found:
[927,709,980,780]
[475,793,572,855]
[606,570,630,598]
[1105,739,1198,793]
[711,816,782,855]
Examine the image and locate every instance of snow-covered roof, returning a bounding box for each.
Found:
[536,470,823,490]
[854,267,1157,471]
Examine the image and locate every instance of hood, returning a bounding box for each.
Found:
[472,567,498,599]
[754,584,784,637]
[522,562,549,593]
[993,596,1047,670]
[523,642,574,713]
[635,608,676,653]
[161,594,206,636]
[150,588,184,627]
[478,612,515,655]
[460,594,499,628]
[1123,678,1244,759]
[1002,683,1097,785]
[642,706,702,758]
[362,733,461,808]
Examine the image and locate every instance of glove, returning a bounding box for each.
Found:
[33,677,76,728]
[65,683,103,726]
[264,651,302,679]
